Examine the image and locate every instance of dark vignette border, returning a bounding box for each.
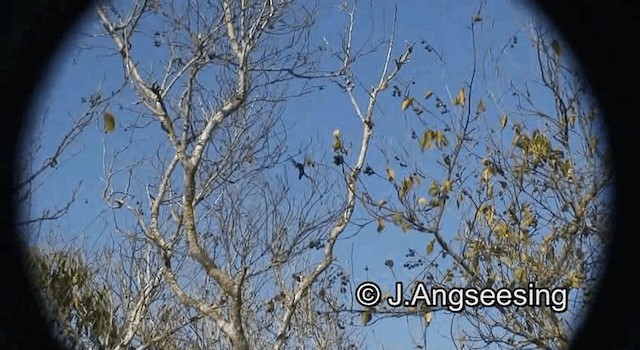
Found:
[1,0,638,349]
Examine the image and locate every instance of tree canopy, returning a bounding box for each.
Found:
[20,1,611,349]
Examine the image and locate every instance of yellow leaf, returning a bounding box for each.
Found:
[457,335,467,347]
[514,267,526,284]
[400,177,413,198]
[361,309,372,325]
[418,197,428,206]
[523,204,537,228]
[453,88,465,106]
[434,130,449,149]
[424,90,433,99]
[485,274,495,288]
[481,205,494,224]
[551,40,562,57]
[523,204,531,221]
[401,98,413,111]
[481,167,492,183]
[103,112,116,133]
[476,99,486,114]
[456,192,463,208]
[265,300,275,312]
[444,270,454,283]
[332,129,342,152]
[566,164,574,182]
[386,167,396,182]
[442,179,453,193]
[532,132,551,160]
[379,80,388,91]
[568,113,576,128]
[494,221,510,238]
[486,183,493,197]
[428,181,440,197]
[392,212,403,225]
[376,216,385,233]
[426,239,435,255]
[568,272,582,289]
[500,114,508,129]
[423,311,433,324]
[588,136,598,156]
[419,130,434,151]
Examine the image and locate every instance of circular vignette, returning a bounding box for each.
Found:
[2,1,639,350]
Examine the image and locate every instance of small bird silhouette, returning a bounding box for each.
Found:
[290,158,308,180]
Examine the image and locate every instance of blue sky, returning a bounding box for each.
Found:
[22,0,595,349]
